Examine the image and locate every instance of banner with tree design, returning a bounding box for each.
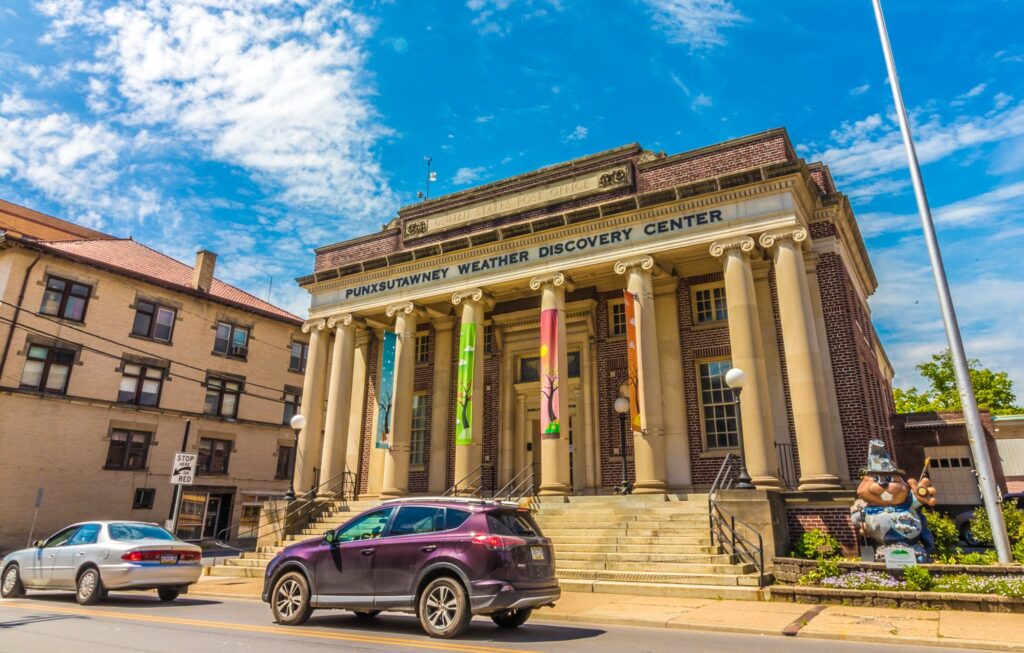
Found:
[624,290,642,432]
[540,308,561,439]
[455,321,477,445]
[375,330,397,449]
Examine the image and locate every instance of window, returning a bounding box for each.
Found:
[20,344,75,394]
[336,507,395,542]
[694,286,728,324]
[39,276,91,322]
[699,360,739,449]
[118,363,165,406]
[213,322,249,358]
[198,438,232,474]
[415,334,429,365]
[487,510,540,537]
[43,526,80,548]
[67,523,101,546]
[205,375,242,418]
[105,429,152,470]
[132,301,176,342]
[518,352,582,383]
[282,390,301,425]
[609,301,627,336]
[240,504,262,538]
[275,445,294,480]
[410,394,428,466]
[390,506,444,536]
[445,508,472,530]
[109,523,175,541]
[289,341,308,372]
[133,488,156,509]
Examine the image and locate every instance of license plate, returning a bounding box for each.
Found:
[160,553,178,565]
[530,546,545,561]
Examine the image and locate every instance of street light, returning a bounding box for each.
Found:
[286,414,306,502]
[613,394,633,495]
[724,368,755,490]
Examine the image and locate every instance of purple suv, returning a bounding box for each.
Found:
[261,498,560,638]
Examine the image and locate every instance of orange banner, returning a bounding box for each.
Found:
[623,290,641,432]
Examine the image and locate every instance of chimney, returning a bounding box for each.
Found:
[192,249,217,293]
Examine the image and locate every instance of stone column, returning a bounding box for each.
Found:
[345,332,370,487]
[710,237,783,490]
[295,319,328,494]
[529,272,573,496]
[380,302,426,499]
[318,314,363,494]
[759,228,841,489]
[499,331,516,488]
[654,275,692,490]
[614,255,668,494]
[451,289,495,493]
[427,316,455,494]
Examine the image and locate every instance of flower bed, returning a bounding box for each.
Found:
[772,557,1023,584]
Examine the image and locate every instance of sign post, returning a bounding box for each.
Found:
[26,487,44,547]
[168,452,198,536]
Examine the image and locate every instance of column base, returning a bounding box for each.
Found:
[797,474,842,491]
[751,475,785,491]
[538,483,571,496]
[378,488,408,500]
[632,480,668,494]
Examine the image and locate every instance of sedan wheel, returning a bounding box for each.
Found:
[1,565,25,598]
[157,588,180,602]
[271,571,312,626]
[418,577,470,639]
[76,568,104,605]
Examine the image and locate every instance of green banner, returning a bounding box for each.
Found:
[455,322,477,445]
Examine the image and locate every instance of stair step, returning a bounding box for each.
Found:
[557,568,758,587]
[556,551,734,564]
[207,566,266,578]
[548,535,711,545]
[558,578,767,601]
[541,527,707,537]
[225,558,271,568]
[553,543,719,554]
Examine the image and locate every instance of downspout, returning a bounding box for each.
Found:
[0,251,42,382]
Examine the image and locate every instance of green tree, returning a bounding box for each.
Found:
[894,349,1022,416]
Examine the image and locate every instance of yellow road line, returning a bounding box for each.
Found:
[1,601,543,653]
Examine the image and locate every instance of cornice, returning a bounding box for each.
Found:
[709,236,756,258]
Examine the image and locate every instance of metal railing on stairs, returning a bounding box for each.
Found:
[443,463,539,507]
[213,469,357,551]
[708,454,767,588]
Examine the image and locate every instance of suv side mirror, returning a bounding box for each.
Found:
[323,530,336,545]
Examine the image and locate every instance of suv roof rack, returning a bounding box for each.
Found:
[379,496,522,508]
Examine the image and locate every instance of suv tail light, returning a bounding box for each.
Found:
[471,534,526,550]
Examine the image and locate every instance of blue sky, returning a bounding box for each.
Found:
[1,0,1022,395]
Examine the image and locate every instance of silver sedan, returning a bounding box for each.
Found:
[1,521,203,604]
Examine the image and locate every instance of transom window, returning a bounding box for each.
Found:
[518,352,581,383]
[105,429,152,470]
[198,437,232,474]
[699,360,738,449]
[20,344,75,394]
[118,363,165,406]
[282,390,301,425]
[289,341,308,372]
[204,375,242,418]
[694,286,728,324]
[415,334,429,365]
[609,301,627,337]
[40,276,91,322]
[214,322,249,358]
[132,301,176,342]
[410,394,428,466]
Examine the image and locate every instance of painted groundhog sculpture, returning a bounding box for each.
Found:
[850,439,938,562]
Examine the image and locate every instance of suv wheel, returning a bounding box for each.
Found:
[491,608,532,628]
[2,565,25,598]
[76,568,104,605]
[418,577,471,639]
[271,571,313,626]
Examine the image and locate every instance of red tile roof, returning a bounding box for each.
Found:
[32,237,302,324]
[0,198,112,241]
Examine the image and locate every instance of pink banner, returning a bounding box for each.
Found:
[539,308,560,439]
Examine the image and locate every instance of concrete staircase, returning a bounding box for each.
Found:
[207,494,769,601]
[534,494,769,600]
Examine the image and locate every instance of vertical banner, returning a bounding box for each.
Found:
[623,290,642,432]
[539,308,561,439]
[375,331,397,449]
[455,321,477,445]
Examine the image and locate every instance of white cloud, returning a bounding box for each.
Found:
[641,0,746,50]
[0,89,47,115]
[961,83,987,99]
[452,166,487,185]
[563,124,588,143]
[466,0,560,36]
[691,92,712,111]
[849,83,871,96]
[475,114,494,123]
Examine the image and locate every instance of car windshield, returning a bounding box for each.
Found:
[486,510,539,537]
[108,523,177,542]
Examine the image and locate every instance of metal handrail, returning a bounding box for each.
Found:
[212,469,356,550]
[444,464,486,497]
[493,464,533,499]
[707,498,766,588]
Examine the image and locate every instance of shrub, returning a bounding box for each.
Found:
[903,565,934,591]
[922,508,958,557]
[971,503,1024,548]
[953,550,999,565]
[800,558,841,585]
[792,529,842,560]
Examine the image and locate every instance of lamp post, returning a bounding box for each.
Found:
[613,395,633,495]
[286,414,306,502]
[724,368,755,490]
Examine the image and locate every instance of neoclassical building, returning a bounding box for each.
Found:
[293,128,895,500]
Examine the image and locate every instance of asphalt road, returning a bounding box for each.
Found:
[0,591,995,653]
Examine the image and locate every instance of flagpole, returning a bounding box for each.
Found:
[871,0,1012,563]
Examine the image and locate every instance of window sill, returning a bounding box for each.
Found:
[689,320,728,332]
[103,466,149,472]
[606,334,627,342]
[287,368,305,375]
[199,471,230,477]
[38,312,86,326]
[698,448,739,459]
[210,351,248,362]
[129,333,173,347]
[409,464,426,472]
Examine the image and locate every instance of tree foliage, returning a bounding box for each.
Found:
[893,349,1022,416]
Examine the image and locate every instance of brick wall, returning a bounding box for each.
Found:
[637,132,792,193]
[786,505,860,556]
[594,290,632,488]
[315,230,402,272]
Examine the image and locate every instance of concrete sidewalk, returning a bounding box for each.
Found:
[188,576,1024,651]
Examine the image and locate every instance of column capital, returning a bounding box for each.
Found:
[529,272,575,293]
[758,227,809,250]
[709,236,756,258]
[451,288,496,310]
[385,301,428,319]
[326,313,366,330]
[302,319,326,333]
[613,254,668,277]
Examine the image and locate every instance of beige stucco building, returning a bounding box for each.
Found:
[0,205,306,552]
[293,129,896,508]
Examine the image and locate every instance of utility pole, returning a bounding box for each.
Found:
[871,0,1013,563]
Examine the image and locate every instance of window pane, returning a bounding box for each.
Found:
[391,506,444,536]
[44,364,69,392]
[140,379,161,406]
[40,289,62,316]
[145,367,163,379]
[118,375,139,402]
[132,309,153,337]
[70,283,90,298]
[126,432,149,469]
[214,323,231,353]
[154,308,175,341]
[46,277,66,292]
[106,431,128,468]
[289,343,305,371]
[64,295,87,321]
[232,327,248,348]
[27,345,48,360]
[221,392,237,417]
[20,359,44,388]
[204,390,220,415]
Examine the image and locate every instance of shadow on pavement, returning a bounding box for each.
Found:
[0,614,88,629]
[308,612,606,644]
[12,592,223,609]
